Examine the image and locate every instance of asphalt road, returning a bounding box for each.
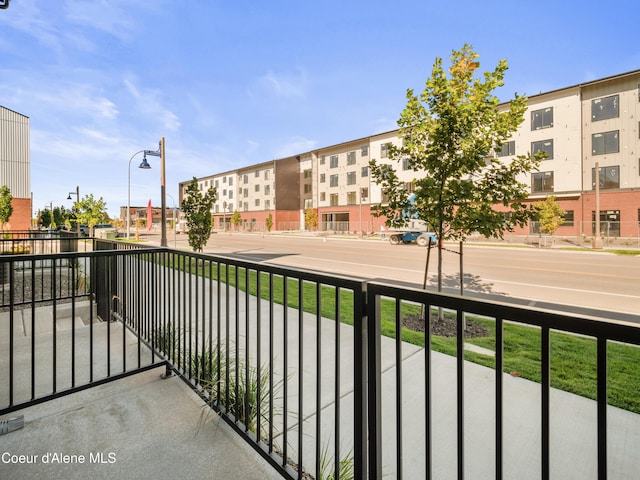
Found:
[157,231,640,320]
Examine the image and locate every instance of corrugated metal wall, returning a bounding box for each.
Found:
[0,105,30,198]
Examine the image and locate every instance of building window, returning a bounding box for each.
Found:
[532,139,554,160]
[243,202,248,211]
[562,210,574,227]
[497,140,515,157]
[330,155,339,168]
[347,191,357,205]
[402,158,411,170]
[531,107,553,130]
[360,187,369,201]
[223,177,227,183]
[229,190,233,199]
[347,171,356,185]
[532,171,554,193]
[381,143,390,158]
[361,166,369,177]
[320,192,326,202]
[381,189,390,203]
[215,180,219,188]
[330,194,339,206]
[320,174,326,183]
[304,184,312,194]
[264,185,270,195]
[243,175,248,184]
[592,131,619,155]
[304,199,312,209]
[255,199,260,207]
[592,165,620,189]
[592,210,620,237]
[361,146,369,156]
[243,188,248,198]
[255,184,260,192]
[330,174,339,187]
[320,156,326,165]
[229,177,233,186]
[264,170,270,180]
[592,95,619,121]
[255,170,260,177]
[303,169,312,179]
[403,181,415,193]
[347,151,356,165]
[265,200,271,210]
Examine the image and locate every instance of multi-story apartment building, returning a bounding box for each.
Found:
[0,106,31,230]
[180,69,640,238]
[179,156,300,231]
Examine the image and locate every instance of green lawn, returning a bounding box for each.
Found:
[175,255,640,414]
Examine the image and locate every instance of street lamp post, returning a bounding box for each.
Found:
[127,139,166,242]
[139,138,167,247]
[67,186,80,237]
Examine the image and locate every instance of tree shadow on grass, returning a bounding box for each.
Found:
[427,272,508,297]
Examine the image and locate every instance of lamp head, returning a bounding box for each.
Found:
[139,156,152,169]
[67,194,72,200]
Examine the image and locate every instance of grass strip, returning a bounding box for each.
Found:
[171,254,640,413]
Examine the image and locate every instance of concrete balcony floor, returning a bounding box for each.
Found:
[0,367,282,480]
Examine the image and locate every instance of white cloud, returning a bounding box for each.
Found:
[123,75,181,131]
[274,136,317,158]
[252,68,308,99]
[0,0,62,52]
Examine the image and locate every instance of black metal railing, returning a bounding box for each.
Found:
[1,243,639,479]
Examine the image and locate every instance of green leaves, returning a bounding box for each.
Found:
[371,44,539,241]
[75,194,109,230]
[0,185,13,229]
[534,196,565,235]
[181,177,217,252]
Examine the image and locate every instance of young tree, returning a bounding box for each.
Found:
[231,210,242,231]
[265,212,274,232]
[181,177,217,252]
[0,185,13,231]
[304,208,318,231]
[370,44,541,291]
[75,194,109,236]
[534,196,565,237]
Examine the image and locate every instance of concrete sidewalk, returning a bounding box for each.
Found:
[0,368,282,480]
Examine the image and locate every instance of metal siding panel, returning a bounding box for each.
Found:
[0,106,30,198]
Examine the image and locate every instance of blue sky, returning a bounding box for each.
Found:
[1,0,639,217]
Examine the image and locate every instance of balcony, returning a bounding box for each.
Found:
[1,238,639,479]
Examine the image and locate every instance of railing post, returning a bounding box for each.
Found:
[365,285,382,480]
[353,282,369,480]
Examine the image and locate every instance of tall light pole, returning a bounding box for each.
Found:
[67,186,80,236]
[140,138,167,247]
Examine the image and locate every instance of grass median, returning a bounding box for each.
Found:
[181,256,640,414]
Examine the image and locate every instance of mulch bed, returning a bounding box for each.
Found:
[402,314,488,339]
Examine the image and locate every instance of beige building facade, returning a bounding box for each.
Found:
[181,69,640,239]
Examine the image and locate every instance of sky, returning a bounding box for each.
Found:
[1,0,639,218]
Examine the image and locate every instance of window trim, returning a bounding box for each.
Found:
[531,107,554,130]
[531,139,554,160]
[591,94,619,122]
[591,130,619,156]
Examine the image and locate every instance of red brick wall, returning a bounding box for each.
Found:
[5,197,31,231]
[501,190,640,237]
